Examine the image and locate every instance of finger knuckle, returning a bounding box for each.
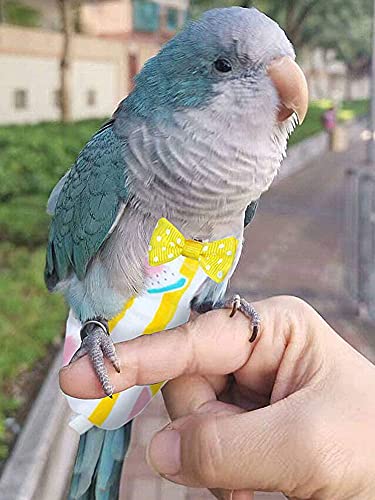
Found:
[276,295,310,313]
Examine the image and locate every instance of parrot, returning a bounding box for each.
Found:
[45,6,308,499]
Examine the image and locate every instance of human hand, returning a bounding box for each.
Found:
[60,296,375,500]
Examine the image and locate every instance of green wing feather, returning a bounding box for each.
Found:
[45,126,128,288]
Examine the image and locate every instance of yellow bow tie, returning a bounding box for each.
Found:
[148,218,238,283]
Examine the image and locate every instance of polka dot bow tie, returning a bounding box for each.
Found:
[148,218,238,283]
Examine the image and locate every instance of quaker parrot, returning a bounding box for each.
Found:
[45,7,308,499]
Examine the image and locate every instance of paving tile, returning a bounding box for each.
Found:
[122,477,161,500]
[186,487,212,499]
[160,478,190,500]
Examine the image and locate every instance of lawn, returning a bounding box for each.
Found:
[0,99,368,460]
[0,118,104,460]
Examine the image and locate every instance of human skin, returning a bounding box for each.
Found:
[60,296,375,500]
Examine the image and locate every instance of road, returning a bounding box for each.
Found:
[232,138,375,363]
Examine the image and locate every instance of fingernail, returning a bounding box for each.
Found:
[147,429,181,476]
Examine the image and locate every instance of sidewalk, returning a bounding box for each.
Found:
[121,136,375,499]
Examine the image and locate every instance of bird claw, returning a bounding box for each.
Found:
[224,295,260,342]
[191,294,260,343]
[70,328,120,398]
[229,293,241,318]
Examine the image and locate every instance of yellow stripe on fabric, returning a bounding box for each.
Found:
[108,296,135,333]
[150,382,164,396]
[88,258,199,426]
[87,298,134,426]
[146,258,200,394]
[88,392,120,426]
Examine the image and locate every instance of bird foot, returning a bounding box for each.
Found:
[191,294,260,343]
[70,319,120,398]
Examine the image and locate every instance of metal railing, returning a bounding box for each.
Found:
[346,166,375,319]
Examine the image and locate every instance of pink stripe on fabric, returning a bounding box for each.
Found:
[63,335,81,365]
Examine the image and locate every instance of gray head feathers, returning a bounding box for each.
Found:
[121,7,295,120]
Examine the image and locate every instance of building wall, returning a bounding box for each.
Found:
[81,0,133,35]
[0,54,60,124]
[81,0,188,36]
[72,60,119,119]
[0,0,188,126]
[0,55,121,124]
[301,48,369,102]
[0,24,134,125]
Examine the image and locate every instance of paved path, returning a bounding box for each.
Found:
[121,138,375,499]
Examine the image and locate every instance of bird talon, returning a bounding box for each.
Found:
[227,295,260,342]
[75,321,120,397]
[191,294,260,342]
[249,324,258,343]
[229,303,237,318]
[229,294,241,318]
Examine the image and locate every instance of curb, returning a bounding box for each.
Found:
[278,119,365,183]
[0,351,78,500]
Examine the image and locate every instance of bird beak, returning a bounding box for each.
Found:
[267,56,309,124]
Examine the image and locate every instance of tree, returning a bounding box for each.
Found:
[0,0,5,23]
[0,0,41,27]
[190,0,371,53]
[58,0,75,122]
[190,0,372,99]
[299,0,372,98]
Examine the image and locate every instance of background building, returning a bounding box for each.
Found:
[0,0,189,125]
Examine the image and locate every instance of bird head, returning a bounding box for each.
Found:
[121,7,308,206]
[127,7,307,127]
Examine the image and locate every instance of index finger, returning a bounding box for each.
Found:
[59,308,254,399]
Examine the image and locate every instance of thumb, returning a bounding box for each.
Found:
[147,396,309,496]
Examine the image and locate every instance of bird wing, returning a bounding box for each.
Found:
[244,199,259,228]
[45,125,128,288]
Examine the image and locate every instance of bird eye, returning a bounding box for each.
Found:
[214,58,232,73]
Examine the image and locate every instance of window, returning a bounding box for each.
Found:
[54,89,61,108]
[14,89,28,110]
[87,89,97,107]
[166,8,178,31]
[133,0,160,32]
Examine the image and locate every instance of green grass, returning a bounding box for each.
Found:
[0,244,67,459]
[289,98,369,146]
[0,118,104,459]
[0,100,368,459]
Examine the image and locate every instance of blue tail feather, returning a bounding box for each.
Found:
[68,422,133,500]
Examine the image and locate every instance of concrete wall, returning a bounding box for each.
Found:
[0,24,165,125]
[81,0,189,36]
[301,48,369,102]
[0,55,60,124]
[81,0,133,35]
